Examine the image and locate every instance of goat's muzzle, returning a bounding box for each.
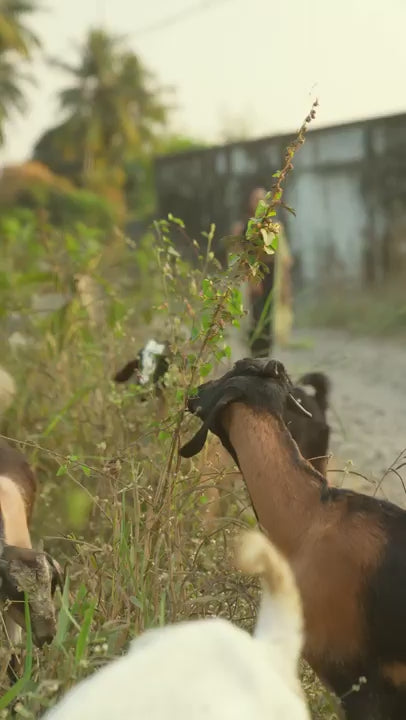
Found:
[180,358,311,460]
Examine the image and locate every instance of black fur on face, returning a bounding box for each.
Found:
[113,340,170,394]
[180,358,308,464]
[113,358,140,383]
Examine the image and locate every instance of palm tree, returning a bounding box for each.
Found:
[0,54,27,144]
[40,29,169,182]
[0,0,40,145]
[0,0,40,56]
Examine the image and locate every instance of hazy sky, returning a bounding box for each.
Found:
[3,0,406,163]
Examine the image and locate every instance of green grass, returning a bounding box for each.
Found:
[0,219,339,718]
[296,281,406,338]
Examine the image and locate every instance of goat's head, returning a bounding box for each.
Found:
[180,358,311,462]
[0,543,63,647]
[113,339,169,394]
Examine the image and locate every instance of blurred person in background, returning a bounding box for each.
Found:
[228,187,294,358]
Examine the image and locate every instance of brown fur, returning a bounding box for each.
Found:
[0,439,36,522]
[310,455,329,477]
[0,476,32,548]
[381,662,406,687]
[195,437,242,528]
[222,403,386,666]
[0,440,62,662]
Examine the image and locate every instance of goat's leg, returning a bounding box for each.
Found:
[379,681,406,720]
[342,674,406,719]
[341,688,385,720]
[322,665,386,720]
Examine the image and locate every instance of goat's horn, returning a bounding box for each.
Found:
[287,392,313,418]
[45,553,65,594]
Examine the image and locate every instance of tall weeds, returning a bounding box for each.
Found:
[0,101,339,719]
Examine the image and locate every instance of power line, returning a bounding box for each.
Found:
[134,0,234,39]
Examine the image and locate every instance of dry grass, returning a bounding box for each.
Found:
[0,215,341,717]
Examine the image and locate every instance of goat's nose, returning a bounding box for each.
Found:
[187,395,200,413]
[35,633,55,648]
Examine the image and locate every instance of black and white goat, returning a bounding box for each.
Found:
[113,340,331,476]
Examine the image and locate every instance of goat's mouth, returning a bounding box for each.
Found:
[34,631,55,649]
[187,382,216,416]
[8,604,56,648]
[180,358,314,461]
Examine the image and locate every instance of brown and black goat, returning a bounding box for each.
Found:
[114,342,331,475]
[180,358,406,720]
[114,342,331,527]
[0,439,63,682]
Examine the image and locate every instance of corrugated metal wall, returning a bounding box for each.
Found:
[154,112,406,287]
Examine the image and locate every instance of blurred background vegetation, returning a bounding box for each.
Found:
[0,0,208,230]
[0,3,373,719]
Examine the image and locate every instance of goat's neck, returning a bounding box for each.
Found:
[0,475,32,548]
[222,403,325,558]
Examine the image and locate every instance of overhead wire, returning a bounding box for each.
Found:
[134,0,234,39]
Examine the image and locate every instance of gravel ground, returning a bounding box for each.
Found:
[277,329,406,508]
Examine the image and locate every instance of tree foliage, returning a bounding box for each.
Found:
[0,0,40,144]
[35,29,169,188]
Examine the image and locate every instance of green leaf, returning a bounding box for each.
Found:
[200,362,212,378]
[75,601,96,665]
[167,246,180,257]
[129,596,143,610]
[168,213,185,228]
[0,595,33,710]
[254,200,267,218]
[55,572,73,645]
[42,385,93,438]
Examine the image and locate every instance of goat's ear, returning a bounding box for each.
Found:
[45,553,64,595]
[113,358,139,383]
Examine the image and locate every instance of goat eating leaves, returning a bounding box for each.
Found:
[0,439,63,681]
[180,358,406,720]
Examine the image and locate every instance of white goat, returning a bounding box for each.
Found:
[42,529,310,720]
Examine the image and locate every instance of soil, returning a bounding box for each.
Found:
[278,329,406,508]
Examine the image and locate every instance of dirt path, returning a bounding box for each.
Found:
[276,329,406,507]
